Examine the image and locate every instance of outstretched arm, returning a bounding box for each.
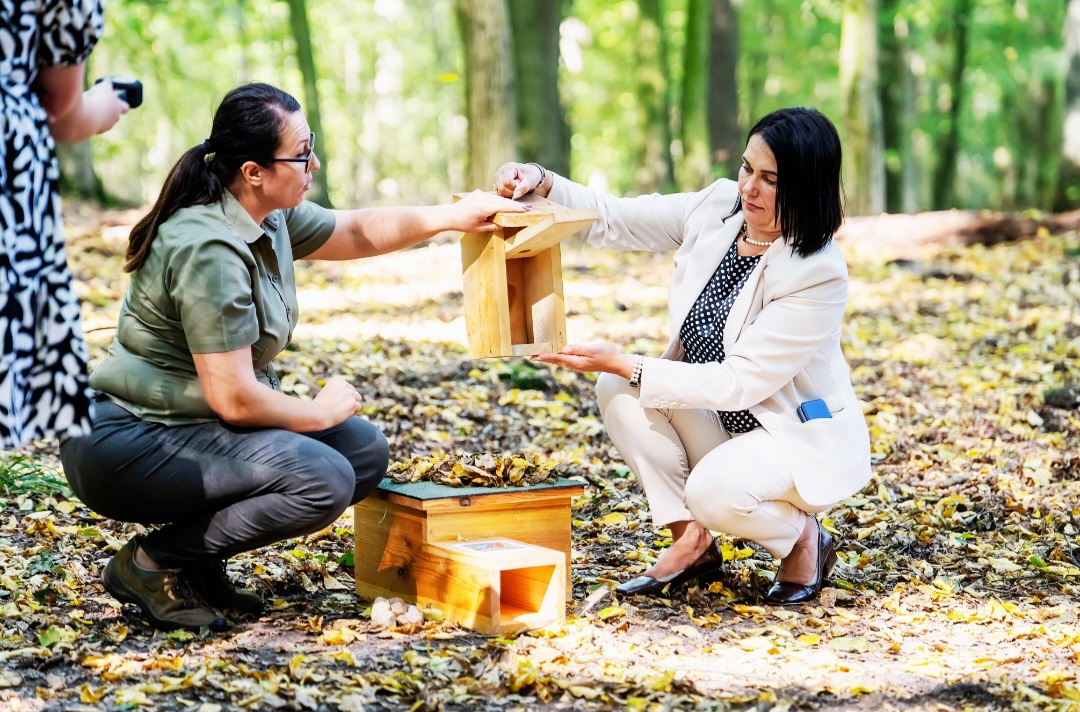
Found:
[533,344,637,381]
[493,160,708,253]
[305,190,529,261]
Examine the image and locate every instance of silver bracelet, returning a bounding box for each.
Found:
[628,355,644,388]
[526,162,547,193]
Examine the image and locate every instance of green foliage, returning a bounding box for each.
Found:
[37,626,62,648]
[494,361,548,390]
[81,0,1066,211]
[28,551,59,576]
[93,0,463,207]
[0,452,71,498]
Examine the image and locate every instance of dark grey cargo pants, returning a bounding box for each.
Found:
[59,397,388,567]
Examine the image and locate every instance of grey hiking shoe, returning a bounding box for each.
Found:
[102,537,229,632]
[185,560,264,614]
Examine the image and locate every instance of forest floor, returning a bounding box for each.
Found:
[1,202,1079,712]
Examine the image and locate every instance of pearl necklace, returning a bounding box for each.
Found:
[740,222,775,247]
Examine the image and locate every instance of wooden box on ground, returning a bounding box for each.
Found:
[457,193,598,359]
[353,478,584,633]
[419,538,565,635]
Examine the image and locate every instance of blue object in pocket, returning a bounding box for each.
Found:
[797,399,832,422]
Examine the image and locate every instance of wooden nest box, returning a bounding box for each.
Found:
[456,193,598,359]
[353,478,584,635]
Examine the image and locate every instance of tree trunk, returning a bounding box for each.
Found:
[1015,79,1059,210]
[285,0,332,207]
[839,0,886,215]
[743,36,767,135]
[878,0,917,213]
[708,0,741,179]
[930,0,972,210]
[1055,0,1080,211]
[509,0,569,177]
[635,0,675,193]
[456,0,518,192]
[232,0,251,84]
[56,141,109,204]
[1034,78,1060,209]
[836,209,1080,259]
[678,0,711,190]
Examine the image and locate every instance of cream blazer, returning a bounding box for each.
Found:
[548,175,872,508]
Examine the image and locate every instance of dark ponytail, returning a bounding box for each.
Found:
[124,83,301,272]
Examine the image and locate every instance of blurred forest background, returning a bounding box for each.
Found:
[63,0,1080,217]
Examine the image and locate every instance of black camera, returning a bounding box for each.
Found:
[94,76,142,109]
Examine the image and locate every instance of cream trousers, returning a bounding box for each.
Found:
[597,373,827,559]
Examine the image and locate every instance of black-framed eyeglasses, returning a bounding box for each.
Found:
[271,132,316,172]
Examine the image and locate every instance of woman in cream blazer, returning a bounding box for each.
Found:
[494,107,871,604]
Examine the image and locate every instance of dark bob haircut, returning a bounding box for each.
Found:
[730,107,843,258]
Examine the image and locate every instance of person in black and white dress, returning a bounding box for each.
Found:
[1,0,128,448]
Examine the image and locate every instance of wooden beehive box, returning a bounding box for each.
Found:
[353,478,584,634]
[456,193,598,359]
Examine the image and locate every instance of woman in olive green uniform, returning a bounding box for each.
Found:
[59,83,527,632]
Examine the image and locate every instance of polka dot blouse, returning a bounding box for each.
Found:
[678,239,762,433]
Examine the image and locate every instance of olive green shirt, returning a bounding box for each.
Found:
[89,191,336,425]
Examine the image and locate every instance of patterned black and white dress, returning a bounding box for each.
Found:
[1,0,103,448]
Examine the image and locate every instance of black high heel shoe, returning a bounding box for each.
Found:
[765,516,837,605]
[616,538,724,596]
